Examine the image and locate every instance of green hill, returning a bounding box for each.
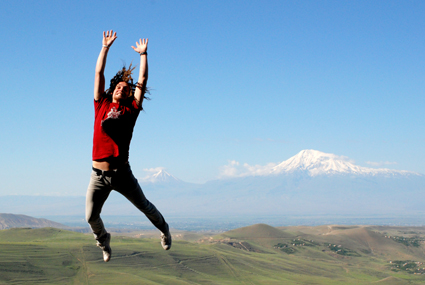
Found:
[218,223,294,239]
[1,226,425,284]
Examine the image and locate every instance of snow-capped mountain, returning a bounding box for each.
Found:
[2,150,424,217]
[140,169,181,183]
[270,149,418,177]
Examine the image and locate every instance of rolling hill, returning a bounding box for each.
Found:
[218,223,294,239]
[2,224,425,284]
[0,213,67,230]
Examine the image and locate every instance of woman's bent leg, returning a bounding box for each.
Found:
[85,171,112,241]
[113,165,169,234]
[121,183,169,233]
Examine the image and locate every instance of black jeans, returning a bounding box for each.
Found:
[85,163,168,240]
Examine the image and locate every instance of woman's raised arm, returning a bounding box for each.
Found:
[94,30,117,101]
[131,38,149,107]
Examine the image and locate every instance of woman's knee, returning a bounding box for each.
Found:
[86,212,100,224]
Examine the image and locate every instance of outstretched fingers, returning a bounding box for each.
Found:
[103,30,117,47]
[104,30,116,37]
[131,38,148,54]
[137,38,148,46]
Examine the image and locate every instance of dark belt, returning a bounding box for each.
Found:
[92,167,117,177]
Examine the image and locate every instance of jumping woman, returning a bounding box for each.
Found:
[86,30,171,262]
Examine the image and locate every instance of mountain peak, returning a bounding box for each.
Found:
[271,149,414,176]
[293,149,338,162]
[140,168,181,183]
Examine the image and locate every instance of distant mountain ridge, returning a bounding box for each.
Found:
[0,213,67,230]
[1,150,424,218]
[134,149,425,216]
[142,150,421,182]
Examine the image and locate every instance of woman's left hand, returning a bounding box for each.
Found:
[131,38,148,54]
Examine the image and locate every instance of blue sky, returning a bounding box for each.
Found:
[1,0,424,195]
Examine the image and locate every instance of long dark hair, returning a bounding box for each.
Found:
[105,64,150,103]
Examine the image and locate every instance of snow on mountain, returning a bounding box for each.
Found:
[140,168,181,183]
[221,149,420,178]
[271,149,418,176]
[142,150,419,184]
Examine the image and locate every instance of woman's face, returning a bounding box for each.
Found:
[113,82,130,101]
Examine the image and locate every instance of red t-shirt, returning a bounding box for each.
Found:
[92,96,141,164]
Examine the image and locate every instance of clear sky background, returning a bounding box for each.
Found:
[1,0,424,196]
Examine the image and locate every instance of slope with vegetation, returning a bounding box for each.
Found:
[1,224,425,284]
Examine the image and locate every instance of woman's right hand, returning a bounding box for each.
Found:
[103,30,117,48]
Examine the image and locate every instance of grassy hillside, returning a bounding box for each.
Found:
[218,223,294,239]
[1,226,425,284]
